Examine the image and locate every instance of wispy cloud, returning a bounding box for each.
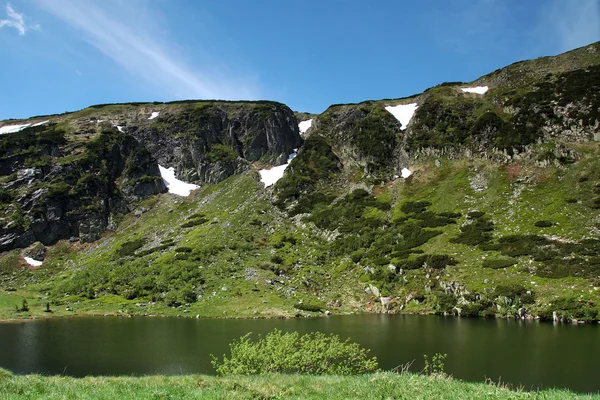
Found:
[538,0,600,53]
[34,0,259,101]
[0,3,37,35]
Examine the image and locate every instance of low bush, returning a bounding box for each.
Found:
[539,297,598,322]
[534,220,554,228]
[294,300,324,312]
[211,329,379,375]
[401,201,432,214]
[451,217,494,246]
[116,238,146,258]
[482,258,517,269]
[181,213,208,228]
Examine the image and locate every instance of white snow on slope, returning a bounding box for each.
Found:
[148,111,160,120]
[24,257,43,267]
[461,86,488,94]
[298,119,313,135]
[158,165,199,196]
[401,168,412,178]
[385,103,418,131]
[116,126,125,133]
[259,150,298,187]
[32,120,50,127]
[0,123,31,135]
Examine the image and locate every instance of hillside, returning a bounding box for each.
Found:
[1,42,599,322]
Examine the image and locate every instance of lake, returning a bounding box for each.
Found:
[0,314,598,393]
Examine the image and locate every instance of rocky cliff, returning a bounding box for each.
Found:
[0,100,302,251]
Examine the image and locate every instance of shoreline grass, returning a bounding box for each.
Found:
[0,370,597,399]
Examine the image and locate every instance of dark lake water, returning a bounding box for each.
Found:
[0,314,598,393]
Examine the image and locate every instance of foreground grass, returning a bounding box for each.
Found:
[0,371,597,400]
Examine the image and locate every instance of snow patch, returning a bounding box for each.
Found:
[385,103,418,131]
[298,119,313,135]
[158,165,199,196]
[116,126,125,133]
[32,120,50,127]
[148,111,160,120]
[259,150,298,187]
[0,123,31,135]
[24,257,43,267]
[461,86,488,95]
[401,168,412,178]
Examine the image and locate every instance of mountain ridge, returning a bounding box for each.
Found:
[1,41,599,322]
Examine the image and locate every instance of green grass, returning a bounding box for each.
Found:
[0,370,595,400]
[2,150,600,321]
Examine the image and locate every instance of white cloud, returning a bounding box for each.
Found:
[34,0,259,101]
[0,3,30,35]
[538,0,600,53]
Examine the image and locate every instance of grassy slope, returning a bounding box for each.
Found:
[0,171,366,319]
[0,371,596,400]
[1,141,599,320]
[1,42,600,321]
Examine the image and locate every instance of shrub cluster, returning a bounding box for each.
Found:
[211,329,379,375]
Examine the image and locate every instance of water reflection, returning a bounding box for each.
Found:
[0,315,598,393]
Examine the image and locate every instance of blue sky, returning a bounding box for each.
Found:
[1,0,599,120]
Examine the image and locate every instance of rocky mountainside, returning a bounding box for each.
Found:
[1,42,599,322]
[0,101,301,251]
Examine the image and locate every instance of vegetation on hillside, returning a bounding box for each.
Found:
[1,42,600,323]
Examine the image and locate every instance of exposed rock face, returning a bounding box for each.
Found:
[128,101,302,184]
[0,123,166,250]
[0,101,302,250]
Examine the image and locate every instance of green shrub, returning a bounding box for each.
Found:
[451,217,494,246]
[211,329,379,375]
[482,258,517,269]
[436,293,456,313]
[349,105,400,164]
[467,211,485,218]
[423,353,447,375]
[351,248,365,263]
[539,297,598,322]
[181,213,209,228]
[401,201,432,214]
[0,188,15,203]
[207,144,238,163]
[294,300,324,312]
[534,220,554,228]
[274,134,340,210]
[116,238,146,258]
[164,292,181,308]
[493,284,534,304]
[420,254,458,269]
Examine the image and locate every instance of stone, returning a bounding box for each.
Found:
[368,284,380,298]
